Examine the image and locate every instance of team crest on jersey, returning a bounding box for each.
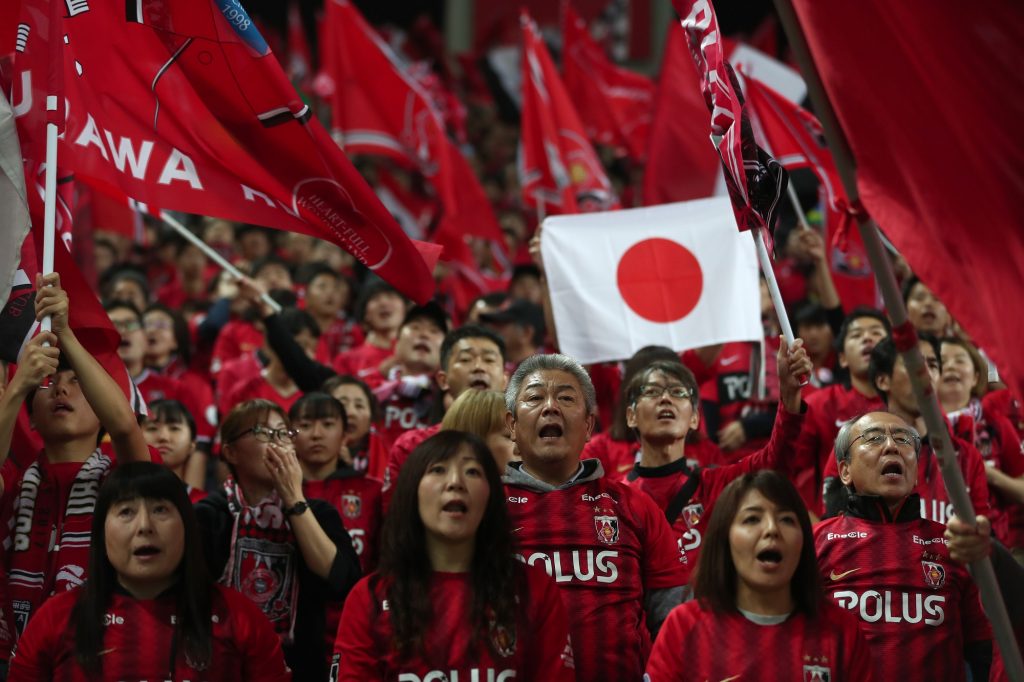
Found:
[803,664,831,682]
[922,560,946,589]
[488,611,517,657]
[594,514,619,545]
[681,503,704,529]
[341,493,362,519]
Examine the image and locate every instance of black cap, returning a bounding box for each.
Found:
[402,300,449,335]
[480,298,545,333]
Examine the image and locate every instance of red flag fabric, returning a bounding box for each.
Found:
[673,0,788,235]
[743,74,876,310]
[790,0,1024,401]
[561,6,655,161]
[318,0,504,257]
[11,0,433,303]
[642,22,721,205]
[519,12,618,214]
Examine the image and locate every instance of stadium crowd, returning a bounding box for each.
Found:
[0,3,1022,682]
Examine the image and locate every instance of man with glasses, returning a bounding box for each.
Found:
[816,411,992,681]
[623,340,811,577]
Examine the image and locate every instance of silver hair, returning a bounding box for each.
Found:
[834,413,922,464]
[505,353,597,415]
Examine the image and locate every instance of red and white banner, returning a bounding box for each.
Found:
[318,0,504,262]
[562,5,655,161]
[791,0,1024,403]
[519,12,617,214]
[541,197,762,364]
[11,0,434,303]
[673,0,787,236]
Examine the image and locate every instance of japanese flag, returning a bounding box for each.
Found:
[542,197,761,364]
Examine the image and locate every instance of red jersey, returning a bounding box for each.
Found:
[332,341,394,380]
[210,319,263,378]
[582,432,639,482]
[332,567,574,682]
[822,431,992,524]
[626,405,803,575]
[224,374,303,415]
[814,503,991,682]
[135,369,216,445]
[8,585,291,681]
[216,351,263,416]
[382,423,440,510]
[370,371,438,448]
[645,600,875,682]
[792,383,885,515]
[315,317,364,364]
[504,460,686,682]
[153,358,219,445]
[303,471,383,573]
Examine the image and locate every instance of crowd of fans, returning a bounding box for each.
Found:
[0,9,1022,682]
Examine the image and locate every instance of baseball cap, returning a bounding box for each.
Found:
[479,298,545,334]
[402,300,449,335]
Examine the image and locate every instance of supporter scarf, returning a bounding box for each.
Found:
[5,449,111,637]
[219,479,300,643]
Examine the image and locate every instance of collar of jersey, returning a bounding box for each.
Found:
[845,492,921,523]
[629,455,693,480]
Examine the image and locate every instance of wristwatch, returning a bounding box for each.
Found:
[283,500,309,517]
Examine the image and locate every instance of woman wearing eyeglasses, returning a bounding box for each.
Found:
[195,399,361,682]
[622,340,812,579]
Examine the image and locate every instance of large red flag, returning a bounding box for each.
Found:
[743,74,876,309]
[672,0,788,235]
[562,5,655,161]
[642,22,721,205]
[318,0,504,257]
[10,0,433,303]
[519,12,618,214]
[789,0,1024,402]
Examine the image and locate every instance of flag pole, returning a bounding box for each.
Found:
[772,0,1024,678]
[158,211,283,314]
[39,97,60,334]
[752,227,795,344]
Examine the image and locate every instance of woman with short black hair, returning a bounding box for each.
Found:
[8,462,289,681]
[333,431,574,681]
[645,471,873,681]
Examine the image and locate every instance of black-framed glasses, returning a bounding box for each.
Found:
[851,427,920,450]
[229,425,297,444]
[638,383,692,401]
[111,319,142,333]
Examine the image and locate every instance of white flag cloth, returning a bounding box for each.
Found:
[0,90,31,310]
[541,197,762,364]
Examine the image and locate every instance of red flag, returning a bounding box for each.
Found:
[11,0,433,303]
[673,0,788,235]
[642,22,721,205]
[318,0,504,259]
[519,12,618,214]
[743,74,876,310]
[284,0,313,94]
[561,5,655,161]
[790,0,1024,401]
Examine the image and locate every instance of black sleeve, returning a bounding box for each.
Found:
[194,494,232,578]
[197,298,232,346]
[309,499,362,601]
[965,640,992,682]
[740,410,775,440]
[263,313,337,392]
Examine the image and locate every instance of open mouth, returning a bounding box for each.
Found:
[756,549,783,565]
[656,409,676,420]
[442,500,468,514]
[539,424,563,439]
[133,545,160,557]
[468,378,490,390]
[881,461,904,478]
[52,402,72,414]
[413,342,431,353]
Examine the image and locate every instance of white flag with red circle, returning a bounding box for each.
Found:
[541,197,761,364]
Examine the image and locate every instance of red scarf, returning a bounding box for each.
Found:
[219,479,299,643]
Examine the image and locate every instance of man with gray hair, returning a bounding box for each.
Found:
[814,411,992,681]
[503,354,687,682]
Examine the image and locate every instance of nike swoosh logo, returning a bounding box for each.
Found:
[98,648,116,657]
[720,356,742,366]
[829,568,860,581]
[512,527,524,534]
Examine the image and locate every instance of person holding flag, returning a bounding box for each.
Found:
[0,273,152,645]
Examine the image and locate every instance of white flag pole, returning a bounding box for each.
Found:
[157,211,282,314]
[751,226,794,344]
[40,96,60,334]
[773,0,1024,677]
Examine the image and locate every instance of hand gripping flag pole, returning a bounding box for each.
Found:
[772,0,1024,677]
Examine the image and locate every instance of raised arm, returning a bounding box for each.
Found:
[35,273,149,462]
[0,333,60,471]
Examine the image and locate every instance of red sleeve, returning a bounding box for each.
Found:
[521,566,575,681]
[7,591,72,681]
[223,588,292,682]
[956,438,992,518]
[333,577,384,681]
[643,603,693,682]
[680,349,716,386]
[994,415,1024,477]
[634,488,687,590]
[178,374,217,444]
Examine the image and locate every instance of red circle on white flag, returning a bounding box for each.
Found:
[616,238,703,323]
